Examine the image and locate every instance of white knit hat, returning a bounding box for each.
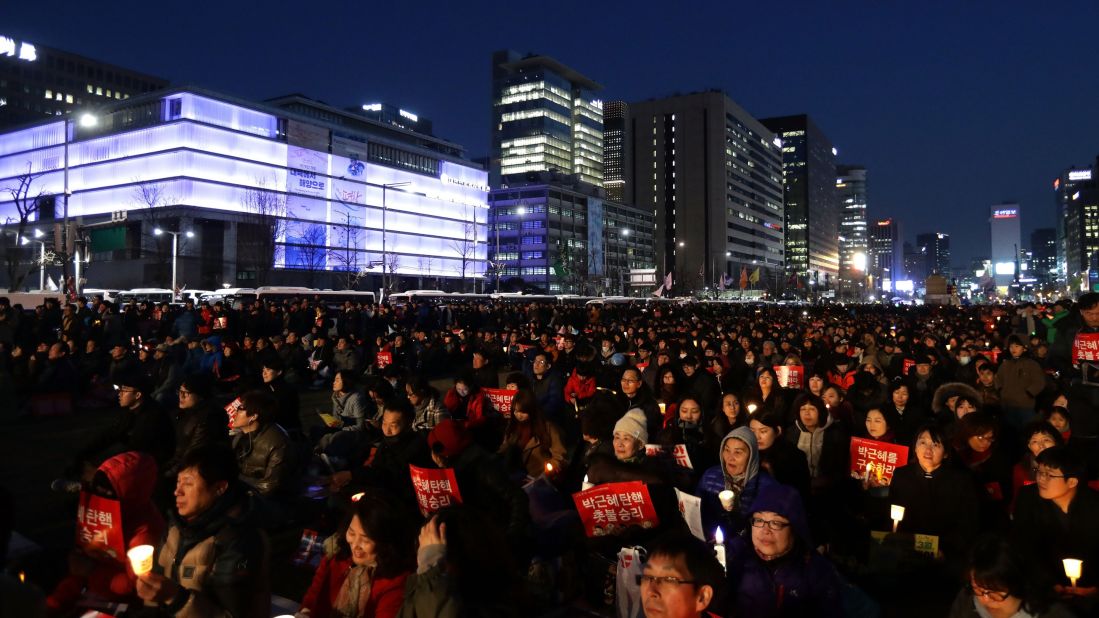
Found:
[614,408,649,444]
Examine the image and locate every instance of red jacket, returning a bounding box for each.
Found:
[564,370,597,404]
[443,388,491,427]
[300,554,409,618]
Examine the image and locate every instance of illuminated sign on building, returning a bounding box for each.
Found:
[0,36,36,62]
[399,109,418,122]
[1069,170,1093,181]
[362,103,383,112]
[992,209,1018,219]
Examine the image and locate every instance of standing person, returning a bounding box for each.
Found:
[135,444,271,617]
[297,491,416,618]
[995,335,1048,430]
[527,351,565,426]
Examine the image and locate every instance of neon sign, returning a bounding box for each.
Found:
[0,36,36,62]
[992,209,1017,219]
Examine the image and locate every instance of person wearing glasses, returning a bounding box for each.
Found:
[165,375,228,480]
[1012,446,1099,611]
[947,535,1072,618]
[638,530,725,618]
[617,367,662,439]
[725,483,843,617]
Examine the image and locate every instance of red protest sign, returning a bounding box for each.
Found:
[409,465,463,517]
[1073,333,1099,363]
[645,444,694,469]
[573,481,660,537]
[902,359,915,376]
[773,365,804,389]
[75,492,125,562]
[850,437,909,484]
[225,397,242,428]
[376,351,393,369]
[483,388,518,417]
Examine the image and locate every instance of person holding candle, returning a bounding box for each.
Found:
[947,535,1072,618]
[696,426,781,537]
[295,490,416,618]
[951,412,1014,525]
[888,424,980,566]
[498,389,567,480]
[1012,446,1099,610]
[741,366,788,424]
[749,411,811,500]
[724,483,844,617]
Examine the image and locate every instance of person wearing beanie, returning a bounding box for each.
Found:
[725,484,844,618]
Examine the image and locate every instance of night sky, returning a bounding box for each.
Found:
[8,1,1099,269]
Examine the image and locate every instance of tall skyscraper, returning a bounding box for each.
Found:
[915,232,951,279]
[603,101,630,203]
[490,51,603,188]
[761,114,840,286]
[1029,227,1057,286]
[627,91,784,290]
[869,218,903,293]
[1054,165,1099,281]
[836,165,868,284]
[990,203,1021,291]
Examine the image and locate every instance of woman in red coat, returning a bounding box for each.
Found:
[298,491,416,618]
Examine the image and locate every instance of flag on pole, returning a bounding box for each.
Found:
[718,275,725,290]
[652,284,664,297]
[664,272,673,290]
[739,267,749,290]
[749,268,760,284]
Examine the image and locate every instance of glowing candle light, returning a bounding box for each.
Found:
[1064,558,1083,588]
[890,504,905,533]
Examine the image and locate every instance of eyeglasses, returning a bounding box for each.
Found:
[636,574,696,590]
[968,584,1010,602]
[178,389,193,396]
[1032,467,1067,481]
[750,517,791,531]
[621,378,640,384]
[534,360,549,365]
[973,433,996,443]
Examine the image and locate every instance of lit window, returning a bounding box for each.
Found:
[65,94,73,103]
[44,89,53,99]
[95,87,102,95]
[87,84,93,93]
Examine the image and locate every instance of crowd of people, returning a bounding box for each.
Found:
[2,290,1099,617]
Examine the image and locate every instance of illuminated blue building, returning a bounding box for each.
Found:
[0,87,488,290]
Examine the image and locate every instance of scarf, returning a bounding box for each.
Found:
[796,419,831,478]
[333,563,375,618]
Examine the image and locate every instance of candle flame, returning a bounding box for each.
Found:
[747,404,758,413]
[714,527,724,545]
[545,462,554,473]
[18,571,25,583]
[351,492,364,503]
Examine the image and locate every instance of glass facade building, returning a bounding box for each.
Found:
[603,101,628,202]
[0,88,488,290]
[491,51,603,188]
[836,165,868,283]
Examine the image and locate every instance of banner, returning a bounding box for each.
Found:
[409,465,463,517]
[1072,333,1099,363]
[849,437,909,484]
[376,351,393,369]
[75,492,125,562]
[674,488,704,541]
[902,359,915,376]
[572,481,660,537]
[773,365,804,389]
[483,388,518,417]
[644,444,694,469]
[225,397,243,428]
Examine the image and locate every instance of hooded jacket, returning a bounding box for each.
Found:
[696,427,782,536]
[785,410,850,492]
[726,484,843,618]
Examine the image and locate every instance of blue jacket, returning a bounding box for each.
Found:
[696,426,782,537]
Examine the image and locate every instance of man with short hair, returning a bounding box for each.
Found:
[72,372,175,477]
[640,531,725,618]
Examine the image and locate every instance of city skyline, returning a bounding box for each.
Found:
[6,2,1098,269]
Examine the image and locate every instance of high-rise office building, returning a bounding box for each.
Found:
[603,101,630,203]
[627,91,784,291]
[1054,165,1099,280]
[761,114,840,285]
[836,165,868,284]
[0,31,168,128]
[990,203,1021,291]
[490,51,603,188]
[915,232,951,280]
[1029,227,1057,286]
[869,218,903,293]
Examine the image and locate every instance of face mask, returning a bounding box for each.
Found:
[958,356,971,366]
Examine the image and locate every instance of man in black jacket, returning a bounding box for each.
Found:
[72,371,175,479]
[330,398,430,506]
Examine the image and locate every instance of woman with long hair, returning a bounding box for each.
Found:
[498,390,566,479]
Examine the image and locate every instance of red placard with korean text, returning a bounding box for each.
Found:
[773,365,804,389]
[75,492,125,562]
[849,437,909,484]
[902,359,915,376]
[645,444,694,469]
[572,481,660,537]
[376,351,393,369]
[409,465,463,517]
[1073,333,1099,363]
[483,388,518,417]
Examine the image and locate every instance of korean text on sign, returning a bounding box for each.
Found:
[1072,333,1099,363]
[483,388,518,417]
[376,351,393,369]
[409,465,463,517]
[773,365,804,389]
[75,492,126,562]
[849,437,909,484]
[572,481,660,538]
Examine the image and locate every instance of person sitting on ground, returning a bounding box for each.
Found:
[329,398,430,506]
[639,530,726,618]
[229,389,300,503]
[498,389,567,480]
[947,534,1072,618]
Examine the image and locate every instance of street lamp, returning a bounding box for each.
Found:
[64,113,97,298]
[380,181,409,292]
[20,229,46,291]
[155,227,194,299]
[515,206,527,287]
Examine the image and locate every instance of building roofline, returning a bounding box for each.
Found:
[498,54,603,91]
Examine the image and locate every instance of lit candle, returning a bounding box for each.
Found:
[127,544,155,576]
[658,403,666,417]
[747,403,758,414]
[718,490,736,511]
[581,475,594,491]
[864,463,873,482]
[18,571,24,584]
[1064,558,1083,588]
[890,504,905,533]
[714,527,727,571]
[875,465,883,484]
[351,492,365,503]
[545,462,555,475]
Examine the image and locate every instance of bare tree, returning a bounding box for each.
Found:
[289,223,328,287]
[447,207,478,292]
[328,211,364,289]
[385,252,401,291]
[3,164,47,292]
[238,179,289,287]
[130,180,180,286]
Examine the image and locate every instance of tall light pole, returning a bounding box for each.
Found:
[380,181,409,293]
[155,227,194,299]
[515,205,527,290]
[20,229,46,291]
[62,113,97,297]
